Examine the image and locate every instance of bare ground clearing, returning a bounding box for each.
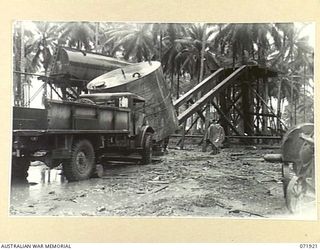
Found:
[10,143,316,218]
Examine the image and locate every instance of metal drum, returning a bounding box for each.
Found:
[87,61,178,141]
[51,47,131,81]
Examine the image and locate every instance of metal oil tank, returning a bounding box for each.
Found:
[51,46,131,81]
[87,61,178,142]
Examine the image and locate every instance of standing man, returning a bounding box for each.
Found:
[203,119,225,155]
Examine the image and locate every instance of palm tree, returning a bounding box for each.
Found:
[13,21,45,106]
[13,21,25,106]
[213,23,282,67]
[270,23,313,71]
[96,22,120,55]
[296,88,314,123]
[270,23,314,125]
[176,23,218,81]
[29,22,59,74]
[150,23,186,62]
[58,22,95,50]
[150,23,164,61]
[104,23,155,62]
[160,23,186,96]
[21,22,60,104]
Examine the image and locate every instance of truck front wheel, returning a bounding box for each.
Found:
[63,139,95,181]
[141,133,153,165]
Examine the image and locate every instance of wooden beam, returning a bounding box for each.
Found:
[180,121,187,149]
[226,91,242,113]
[178,65,247,124]
[47,82,63,100]
[188,99,205,121]
[173,68,224,108]
[250,86,288,130]
[176,116,200,146]
[171,134,282,140]
[249,112,277,117]
[232,103,257,131]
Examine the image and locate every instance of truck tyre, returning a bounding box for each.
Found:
[63,139,95,181]
[11,157,30,180]
[141,133,153,164]
[282,163,291,198]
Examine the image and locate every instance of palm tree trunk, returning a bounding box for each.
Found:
[176,68,180,99]
[262,77,268,134]
[159,29,163,61]
[290,76,294,126]
[42,68,48,105]
[199,24,207,83]
[303,65,306,122]
[219,24,223,54]
[95,22,99,52]
[199,24,211,151]
[20,22,25,107]
[294,96,297,125]
[256,79,260,133]
[14,26,21,106]
[277,79,282,131]
[170,71,174,94]
[28,81,31,107]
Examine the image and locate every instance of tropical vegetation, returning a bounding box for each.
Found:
[13,21,314,126]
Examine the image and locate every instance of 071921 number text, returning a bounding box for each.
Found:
[300,244,318,249]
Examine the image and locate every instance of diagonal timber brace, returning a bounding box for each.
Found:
[173,68,224,108]
[249,86,288,130]
[178,65,247,125]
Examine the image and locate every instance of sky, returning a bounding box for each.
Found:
[295,22,315,48]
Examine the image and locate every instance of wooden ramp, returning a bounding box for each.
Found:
[173,68,224,108]
[177,65,247,125]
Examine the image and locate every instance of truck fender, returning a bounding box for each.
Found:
[137,125,154,148]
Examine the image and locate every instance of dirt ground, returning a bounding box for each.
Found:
[10,140,316,218]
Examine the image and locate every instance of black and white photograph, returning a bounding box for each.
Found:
[10,21,315,219]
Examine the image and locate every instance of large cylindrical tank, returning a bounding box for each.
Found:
[51,47,131,81]
[87,61,178,141]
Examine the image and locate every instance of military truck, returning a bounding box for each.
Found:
[12,92,154,181]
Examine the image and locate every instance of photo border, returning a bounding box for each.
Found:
[0,0,319,242]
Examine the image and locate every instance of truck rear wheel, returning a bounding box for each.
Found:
[141,133,153,164]
[11,157,30,180]
[63,139,95,181]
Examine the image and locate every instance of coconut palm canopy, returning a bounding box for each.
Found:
[13,21,314,124]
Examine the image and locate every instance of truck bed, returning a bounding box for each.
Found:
[13,100,130,132]
[13,107,48,130]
